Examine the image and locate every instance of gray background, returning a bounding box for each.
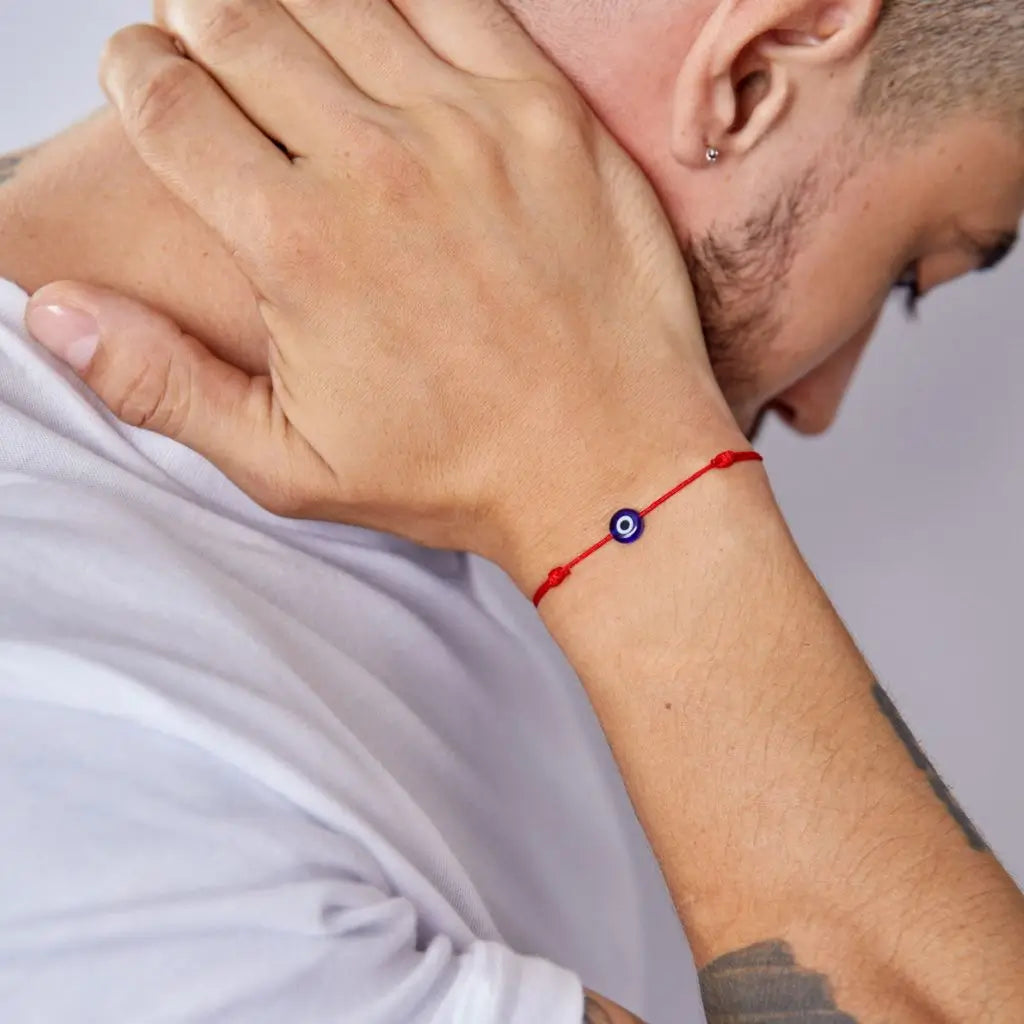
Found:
[1,0,1021,900]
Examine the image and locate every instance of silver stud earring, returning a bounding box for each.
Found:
[705,145,720,165]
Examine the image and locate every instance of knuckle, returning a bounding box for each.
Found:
[113,356,189,437]
[125,57,201,137]
[434,103,495,168]
[349,116,402,161]
[188,0,258,55]
[517,82,588,147]
[225,176,312,281]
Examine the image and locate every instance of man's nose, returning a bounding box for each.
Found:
[773,316,881,436]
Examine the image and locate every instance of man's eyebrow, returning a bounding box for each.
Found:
[971,229,1018,272]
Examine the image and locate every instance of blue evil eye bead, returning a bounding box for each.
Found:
[609,508,645,544]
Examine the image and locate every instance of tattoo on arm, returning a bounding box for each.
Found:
[0,149,35,186]
[590,689,983,1023]
[871,682,989,851]
[0,155,23,185]
[699,940,858,1023]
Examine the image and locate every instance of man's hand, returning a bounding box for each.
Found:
[27,0,739,577]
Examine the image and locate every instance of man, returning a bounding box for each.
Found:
[0,2,1019,1024]
[5,0,1020,435]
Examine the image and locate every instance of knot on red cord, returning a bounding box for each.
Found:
[711,450,737,469]
[547,566,572,587]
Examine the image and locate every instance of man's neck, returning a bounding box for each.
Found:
[0,109,268,374]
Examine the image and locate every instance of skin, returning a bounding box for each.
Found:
[21,5,1024,1020]
[1,2,1023,1022]
[1,0,1021,437]
[504,0,1023,433]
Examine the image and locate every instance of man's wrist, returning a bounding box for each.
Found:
[492,423,772,601]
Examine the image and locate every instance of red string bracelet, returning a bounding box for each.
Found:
[532,449,763,607]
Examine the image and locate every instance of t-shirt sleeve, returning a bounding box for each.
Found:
[0,699,584,1024]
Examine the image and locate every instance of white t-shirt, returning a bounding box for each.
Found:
[0,280,699,1023]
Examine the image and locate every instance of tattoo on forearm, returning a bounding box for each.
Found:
[699,940,858,1023]
[0,154,24,185]
[871,682,989,851]
[0,147,38,186]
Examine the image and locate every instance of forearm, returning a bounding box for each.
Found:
[509,455,1024,1022]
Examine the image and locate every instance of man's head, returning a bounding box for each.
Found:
[509,0,1024,435]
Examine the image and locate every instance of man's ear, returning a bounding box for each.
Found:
[671,0,882,167]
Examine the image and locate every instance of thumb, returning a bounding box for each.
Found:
[26,282,299,510]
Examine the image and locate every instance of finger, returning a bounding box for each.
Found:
[101,24,294,270]
[275,0,460,105]
[390,0,564,82]
[25,282,316,516]
[154,0,382,152]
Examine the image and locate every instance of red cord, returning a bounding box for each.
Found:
[532,449,763,607]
